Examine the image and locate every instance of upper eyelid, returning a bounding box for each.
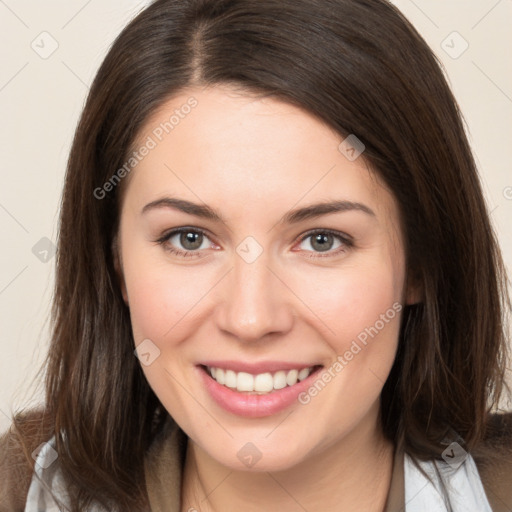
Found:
[298,228,352,242]
[159,226,212,242]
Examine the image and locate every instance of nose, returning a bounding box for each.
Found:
[215,251,294,343]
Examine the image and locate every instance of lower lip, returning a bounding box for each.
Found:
[197,365,323,418]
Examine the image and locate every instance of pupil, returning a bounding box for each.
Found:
[181,231,202,250]
[312,233,332,252]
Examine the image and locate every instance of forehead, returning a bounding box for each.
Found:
[124,85,398,226]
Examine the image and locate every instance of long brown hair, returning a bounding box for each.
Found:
[9,0,510,509]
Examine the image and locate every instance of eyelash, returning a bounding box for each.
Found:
[155,227,353,259]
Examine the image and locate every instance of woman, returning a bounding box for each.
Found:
[1,0,511,510]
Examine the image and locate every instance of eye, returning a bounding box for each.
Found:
[156,227,215,258]
[156,227,353,259]
[295,229,352,258]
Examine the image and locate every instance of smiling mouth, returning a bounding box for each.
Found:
[200,364,323,395]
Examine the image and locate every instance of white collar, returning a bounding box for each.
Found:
[404,448,493,511]
[26,435,493,511]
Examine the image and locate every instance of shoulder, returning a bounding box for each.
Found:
[144,415,187,510]
[474,412,512,512]
[0,408,53,512]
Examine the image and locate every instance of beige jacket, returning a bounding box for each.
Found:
[2,412,512,511]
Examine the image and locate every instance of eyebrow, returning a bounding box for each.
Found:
[281,200,375,224]
[141,197,375,224]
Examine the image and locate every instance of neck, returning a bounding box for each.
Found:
[181,408,394,512]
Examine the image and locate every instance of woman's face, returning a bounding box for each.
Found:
[116,84,414,471]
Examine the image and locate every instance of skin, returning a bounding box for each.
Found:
[115,84,419,511]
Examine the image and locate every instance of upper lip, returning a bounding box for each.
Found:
[198,360,323,374]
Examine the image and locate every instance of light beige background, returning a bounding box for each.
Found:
[1,0,511,431]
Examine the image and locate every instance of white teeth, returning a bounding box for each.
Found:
[286,369,298,386]
[273,371,287,390]
[207,366,316,394]
[215,368,225,385]
[237,372,254,392]
[298,368,310,381]
[254,373,274,393]
[225,370,237,388]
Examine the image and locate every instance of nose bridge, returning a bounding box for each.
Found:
[217,244,293,341]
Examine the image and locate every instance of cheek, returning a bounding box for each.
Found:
[289,258,403,352]
[289,260,403,431]
[121,249,218,415]
[119,225,216,345]
[124,260,216,343]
